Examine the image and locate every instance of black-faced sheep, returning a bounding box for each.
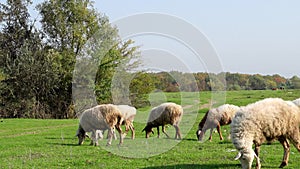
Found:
[142,102,183,139]
[196,104,239,141]
[230,98,300,169]
[76,104,124,146]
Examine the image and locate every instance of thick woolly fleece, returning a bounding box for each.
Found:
[231,98,300,169]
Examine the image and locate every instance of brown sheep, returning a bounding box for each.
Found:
[142,102,183,139]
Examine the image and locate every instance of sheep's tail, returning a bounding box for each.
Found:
[198,110,209,130]
[168,105,183,125]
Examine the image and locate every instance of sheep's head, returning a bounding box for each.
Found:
[76,126,86,145]
[196,129,202,141]
[142,125,154,138]
[196,126,207,141]
[234,149,258,169]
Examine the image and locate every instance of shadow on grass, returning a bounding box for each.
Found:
[141,163,240,169]
[182,138,197,141]
[48,142,78,146]
[45,136,76,140]
[218,140,232,144]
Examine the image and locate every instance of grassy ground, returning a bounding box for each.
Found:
[1,89,300,169]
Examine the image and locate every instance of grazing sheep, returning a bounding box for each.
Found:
[142,102,183,139]
[230,98,300,169]
[116,105,136,139]
[76,104,124,146]
[95,105,136,141]
[196,104,240,141]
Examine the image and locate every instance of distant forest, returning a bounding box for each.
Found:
[146,71,300,92]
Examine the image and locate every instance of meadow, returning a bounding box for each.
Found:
[1,89,300,169]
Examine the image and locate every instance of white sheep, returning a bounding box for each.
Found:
[292,98,300,107]
[196,104,240,141]
[142,102,183,139]
[230,98,300,169]
[76,104,124,146]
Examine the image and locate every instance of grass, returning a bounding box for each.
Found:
[1,89,300,169]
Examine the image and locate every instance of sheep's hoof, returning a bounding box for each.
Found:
[106,143,111,146]
[279,162,287,168]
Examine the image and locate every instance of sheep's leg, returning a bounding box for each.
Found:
[254,143,261,169]
[90,131,99,146]
[216,123,223,140]
[290,127,300,152]
[89,132,94,145]
[97,130,103,140]
[115,125,123,145]
[94,131,99,146]
[129,123,135,139]
[106,128,114,146]
[122,121,131,139]
[173,125,181,140]
[162,125,170,138]
[208,128,213,141]
[157,126,160,138]
[278,137,290,168]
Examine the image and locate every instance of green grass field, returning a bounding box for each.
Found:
[1,90,300,169]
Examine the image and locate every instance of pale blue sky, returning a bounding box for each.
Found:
[29,1,300,77]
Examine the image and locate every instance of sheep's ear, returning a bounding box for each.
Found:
[234,151,242,160]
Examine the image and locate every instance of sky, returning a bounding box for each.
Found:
[29,1,300,78]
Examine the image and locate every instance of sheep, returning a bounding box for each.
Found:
[196,104,240,141]
[142,102,183,139]
[230,98,300,169]
[95,105,136,140]
[76,104,124,146]
[116,105,136,139]
[292,98,300,107]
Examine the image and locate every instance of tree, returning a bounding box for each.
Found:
[37,0,104,118]
[129,72,156,108]
[248,74,266,90]
[94,40,140,105]
[0,0,57,118]
[38,0,141,116]
[290,76,300,89]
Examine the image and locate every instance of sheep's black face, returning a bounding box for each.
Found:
[77,133,86,145]
[142,126,154,138]
[196,129,201,141]
[76,126,86,145]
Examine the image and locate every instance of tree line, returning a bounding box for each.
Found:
[146,71,300,92]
